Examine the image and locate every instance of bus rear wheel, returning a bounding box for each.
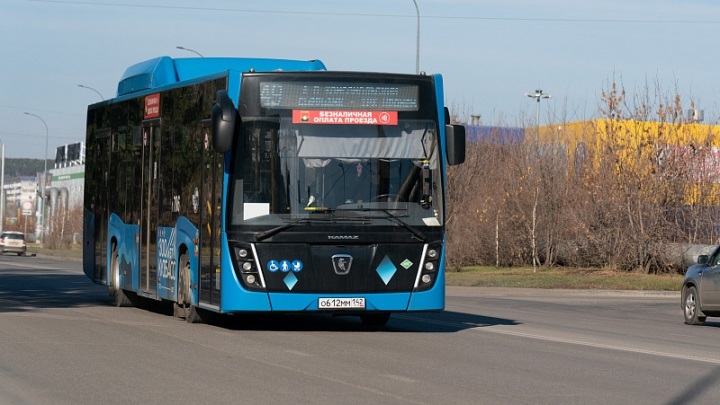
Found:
[175,253,204,323]
[110,245,132,307]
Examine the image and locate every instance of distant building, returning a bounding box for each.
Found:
[464,125,525,144]
[1,142,85,238]
[50,142,85,210]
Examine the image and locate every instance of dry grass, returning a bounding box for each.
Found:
[446,266,683,291]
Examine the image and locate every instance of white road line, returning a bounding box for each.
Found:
[1,261,78,272]
[482,327,720,365]
[397,314,720,365]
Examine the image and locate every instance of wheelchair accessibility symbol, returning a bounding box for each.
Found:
[267,260,280,272]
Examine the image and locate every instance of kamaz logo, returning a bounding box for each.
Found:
[328,235,359,240]
[332,254,353,275]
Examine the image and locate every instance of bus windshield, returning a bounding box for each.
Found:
[229,73,443,229]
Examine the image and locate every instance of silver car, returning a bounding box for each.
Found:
[0,231,27,256]
[682,246,720,325]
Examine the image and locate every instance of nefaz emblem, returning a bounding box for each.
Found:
[332,254,353,275]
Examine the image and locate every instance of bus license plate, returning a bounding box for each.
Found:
[318,297,366,310]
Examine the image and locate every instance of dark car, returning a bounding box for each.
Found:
[682,245,720,325]
[0,231,27,256]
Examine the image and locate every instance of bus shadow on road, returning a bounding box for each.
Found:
[0,272,109,313]
[210,310,518,333]
[0,271,518,333]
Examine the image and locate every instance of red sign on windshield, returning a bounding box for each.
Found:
[292,110,398,125]
[144,93,160,119]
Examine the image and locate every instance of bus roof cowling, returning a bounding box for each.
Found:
[116,56,178,97]
[116,56,327,97]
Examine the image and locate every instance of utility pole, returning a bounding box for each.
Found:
[0,141,4,233]
[176,46,203,57]
[77,84,105,101]
[411,0,420,74]
[23,112,49,245]
[525,89,552,144]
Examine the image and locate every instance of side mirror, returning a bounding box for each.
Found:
[697,255,709,265]
[445,124,466,166]
[211,90,237,153]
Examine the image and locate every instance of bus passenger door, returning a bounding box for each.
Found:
[139,122,160,297]
[199,125,222,307]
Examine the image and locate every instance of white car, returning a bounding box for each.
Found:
[0,231,27,256]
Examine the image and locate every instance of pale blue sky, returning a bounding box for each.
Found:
[2,0,719,158]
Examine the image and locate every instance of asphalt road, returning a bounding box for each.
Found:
[1,255,718,404]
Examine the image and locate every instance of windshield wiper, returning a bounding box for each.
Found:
[255,215,368,241]
[255,218,321,242]
[380,209,427,242]
[335,206,426,241]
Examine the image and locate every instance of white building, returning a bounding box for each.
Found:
[48,141,85,216]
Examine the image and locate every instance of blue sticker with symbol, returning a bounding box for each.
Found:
[280,260,292,272]
[267,260,280,272]
[292,260,303,272]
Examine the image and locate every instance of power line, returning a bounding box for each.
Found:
[23,0,720,25]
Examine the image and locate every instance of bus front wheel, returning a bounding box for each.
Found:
[110,245,133,307]
[175,253,204,323]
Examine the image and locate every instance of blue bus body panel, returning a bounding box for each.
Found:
[107,214,140,291]
[173,57,326,82]
[218,245,448,313]
[408,249,447,311]
[175,216,200,305]
[104,214,200,303]
[117,56,326,97]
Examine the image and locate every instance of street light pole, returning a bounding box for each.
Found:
[77,84,105,101]
[411,0,420,74]
[176,46,203,57]
[0,141,4,233]
[23,112,49,245]
[525,89,552,144]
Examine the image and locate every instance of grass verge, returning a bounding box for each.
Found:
[447,266,683,291]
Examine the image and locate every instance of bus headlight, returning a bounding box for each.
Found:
[414,244,441,292]
[234,244,265,291]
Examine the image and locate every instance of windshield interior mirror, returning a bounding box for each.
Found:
[211,90,237,153]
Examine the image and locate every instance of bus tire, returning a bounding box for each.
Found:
[110,244,132,307]
[176,253,204,324]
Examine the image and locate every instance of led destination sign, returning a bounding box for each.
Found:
[260,82,419,111]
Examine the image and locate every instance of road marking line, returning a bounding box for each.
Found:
[482,327,720,365]
[397,314,720,365]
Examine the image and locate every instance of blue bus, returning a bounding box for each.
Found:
[83,56,465,325]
